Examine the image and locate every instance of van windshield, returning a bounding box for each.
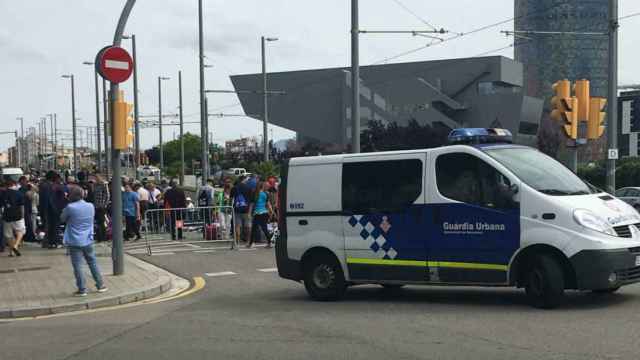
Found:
[484,147,593,196]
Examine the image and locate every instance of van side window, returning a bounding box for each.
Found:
[342,159,422,213]
[436,153,517,210]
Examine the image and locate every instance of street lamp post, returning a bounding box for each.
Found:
[198,0,209,185]
[62,74,78,174]
[261,36,278,162]
[351,0,360,154]
[178,70,185,185]
[16,117,23,169]
[83,62,102,174]
[123,34,141,179]
[158,76,170,178]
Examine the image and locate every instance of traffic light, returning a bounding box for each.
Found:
[550,80,578,139]
[587,97,607,140]
[574,79,590,122]
[113,94,134,150]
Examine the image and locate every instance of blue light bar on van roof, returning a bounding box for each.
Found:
[447,128,513,145]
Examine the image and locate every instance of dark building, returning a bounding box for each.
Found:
[618,91,640,158]
[231,56,543,152]
[515,0,609,99]
[515,0,609,162]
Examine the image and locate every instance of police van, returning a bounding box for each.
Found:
[276,128,640,308]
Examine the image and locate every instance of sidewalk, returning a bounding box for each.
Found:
[0,243,176,319]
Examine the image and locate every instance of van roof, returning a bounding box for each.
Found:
[289,144,527,166]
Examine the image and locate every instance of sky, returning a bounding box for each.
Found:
[1,0,639,152]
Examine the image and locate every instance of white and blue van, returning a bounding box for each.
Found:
[276,128,640,308]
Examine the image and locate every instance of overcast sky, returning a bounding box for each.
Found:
[1,0,639,151]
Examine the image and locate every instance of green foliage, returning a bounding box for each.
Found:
[252,161,280,178]
[578,157,640,190]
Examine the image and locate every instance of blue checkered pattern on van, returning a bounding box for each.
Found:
[347,215,398,260]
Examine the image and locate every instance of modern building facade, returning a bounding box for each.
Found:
[231,56,543,151]
[515,0,609,99]
[618,91,640,158]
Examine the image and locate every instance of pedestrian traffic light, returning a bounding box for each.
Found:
[550,80,578,139]
[587,97,607,140]
[574,79,590,122]
[113,96,134,150]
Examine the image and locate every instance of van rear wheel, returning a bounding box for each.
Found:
[524,254,565,309]
[303,255,346,301]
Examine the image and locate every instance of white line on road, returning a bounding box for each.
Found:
[205,271,237,277]
[258,268,278,273]
[152,252,175,256]
[194,250,217,254]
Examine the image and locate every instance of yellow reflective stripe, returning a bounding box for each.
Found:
[428,261,508,271]
[346,258,426,267]
[346,257,507,271]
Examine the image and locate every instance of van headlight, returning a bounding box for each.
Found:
[573,209,617,236]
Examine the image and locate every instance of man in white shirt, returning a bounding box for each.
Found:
[135,182,150,227]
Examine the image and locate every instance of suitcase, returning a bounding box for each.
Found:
[204,223,218,240]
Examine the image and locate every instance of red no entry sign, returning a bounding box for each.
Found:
[95,46,133,84]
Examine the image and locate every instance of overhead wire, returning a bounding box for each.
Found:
[389,0,439,31]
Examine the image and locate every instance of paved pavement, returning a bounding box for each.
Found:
[4,248,640,360]
[0,243,177,318]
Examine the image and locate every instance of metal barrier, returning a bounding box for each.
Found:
[142,205,237,255]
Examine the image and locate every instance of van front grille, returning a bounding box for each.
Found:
[617,266,640,282]
[614,225,632,238]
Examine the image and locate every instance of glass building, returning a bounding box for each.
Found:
[515,0,609,162]
[515,0,609,99]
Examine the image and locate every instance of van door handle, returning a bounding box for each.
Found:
[298,220,308,226]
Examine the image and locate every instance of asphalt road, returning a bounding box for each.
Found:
[3,248,640,360]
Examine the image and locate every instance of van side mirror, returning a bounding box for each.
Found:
[509,183,519,195]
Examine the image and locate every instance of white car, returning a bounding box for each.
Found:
[276,128,640,308]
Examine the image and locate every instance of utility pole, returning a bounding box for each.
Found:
[83,62,102,173]
[351,0,360,153]
[158,76,170,178]
[606,0,619,193]
[110,0,136,276]
[42,117,47,169]
[103,78,110,177]
[124,34,141,178]
[198,0,209,185]
[17,117,23,169]
[48,113,55,170]
[261,36,278,162]
[62,74,78,174]
[54,114,58,170]
[179,70,185,186]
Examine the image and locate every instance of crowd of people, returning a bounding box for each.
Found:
[0,170,281,257]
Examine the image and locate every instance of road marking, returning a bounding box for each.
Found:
[105,59,129,70]
[239,248,257,251]
[0,276,205,322]
[153,252,175,256]
[194,250,217,254]
[258,268,278,273]
[205,271,236,277]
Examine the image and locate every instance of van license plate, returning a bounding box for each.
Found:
[636,256,640,267]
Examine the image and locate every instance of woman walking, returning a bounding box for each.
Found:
[247,181,273,249]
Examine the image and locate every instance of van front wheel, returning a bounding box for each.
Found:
[524,254,565,309]
[303,255,346,301]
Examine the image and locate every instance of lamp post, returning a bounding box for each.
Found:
[178,70,185,186]
[122,34,141,178]
[198,0,209,185]
[16,117,23,169]
[61,74,78,174]
[83,62,102,174]
[261,36,278,162]
[158,76,170,178]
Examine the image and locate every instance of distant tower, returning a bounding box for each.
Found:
[515,0,609,99]
[515,0,609,161]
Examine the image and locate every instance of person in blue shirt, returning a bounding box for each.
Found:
[247,181,273,249]
[122,183,141,241]
[61,185,107,297]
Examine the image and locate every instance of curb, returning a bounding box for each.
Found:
[0,255,174,319]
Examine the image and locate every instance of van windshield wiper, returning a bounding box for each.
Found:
[538,189,590,196]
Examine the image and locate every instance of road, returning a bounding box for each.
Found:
[3,248,640,360]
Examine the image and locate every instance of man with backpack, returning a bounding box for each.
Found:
[198,179,215,225]
[231,176,252,244]
[1,179,26,257]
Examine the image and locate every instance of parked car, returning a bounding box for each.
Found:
[615,187,640,210]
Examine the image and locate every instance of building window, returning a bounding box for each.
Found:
[478,81,521,96]
[436,153,516,210]
[342,159,422,213]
